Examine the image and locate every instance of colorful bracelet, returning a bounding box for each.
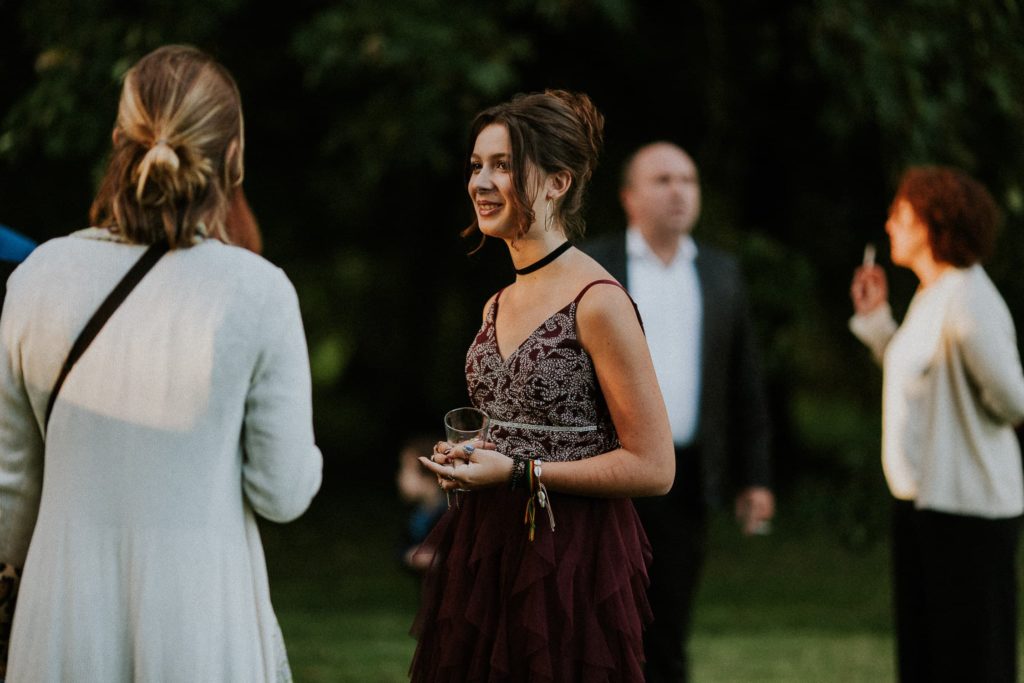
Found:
[523,458,555,541]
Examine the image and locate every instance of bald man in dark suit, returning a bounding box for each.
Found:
[584,142,773,683]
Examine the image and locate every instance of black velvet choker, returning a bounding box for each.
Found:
[515,241,572,275]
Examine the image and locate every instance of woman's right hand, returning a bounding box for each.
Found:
[419,441,511,492]
[850,264,888,315]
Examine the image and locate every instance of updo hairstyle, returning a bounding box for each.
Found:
[464,89,604,242]
[89,45,244,249]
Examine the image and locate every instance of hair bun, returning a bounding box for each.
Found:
[150,140,180,173]
[134,140,179,201]
[545,89,604,161]
[134,136,214,206]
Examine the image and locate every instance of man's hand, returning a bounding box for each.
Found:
[735,486,775,536]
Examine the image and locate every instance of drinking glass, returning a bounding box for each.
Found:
[443,407,488,499]
[444,406,489,447]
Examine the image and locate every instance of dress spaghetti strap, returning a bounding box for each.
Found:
[485,287,508,323]
[572,279,644,330]
[571,279,624,303]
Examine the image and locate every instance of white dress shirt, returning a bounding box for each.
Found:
[626,228,702,446]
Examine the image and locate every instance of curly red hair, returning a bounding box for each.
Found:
[893,166,1001,267]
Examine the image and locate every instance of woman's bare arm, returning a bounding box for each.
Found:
[422,283,674,497]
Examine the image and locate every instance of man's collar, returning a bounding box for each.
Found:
[627,227,697,264]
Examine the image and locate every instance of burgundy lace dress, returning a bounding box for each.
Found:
[410,281,652,683]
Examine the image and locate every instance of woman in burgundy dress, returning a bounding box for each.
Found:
[413,90,674,683]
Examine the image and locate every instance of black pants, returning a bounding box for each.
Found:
[633,445,707,683]
[891,499,1020,683]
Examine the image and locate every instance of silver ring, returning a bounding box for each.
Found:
[463,444,475,455]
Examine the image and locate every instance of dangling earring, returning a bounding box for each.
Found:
[544,197,555,232]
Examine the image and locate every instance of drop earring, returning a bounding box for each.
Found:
[544,197,555,232]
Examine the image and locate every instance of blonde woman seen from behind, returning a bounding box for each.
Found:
[0,45,322,682]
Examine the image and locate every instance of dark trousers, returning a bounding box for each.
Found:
[891,499,1020,683]
[633,445,707,683]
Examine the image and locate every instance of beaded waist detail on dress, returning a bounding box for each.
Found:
[489,419,598,433]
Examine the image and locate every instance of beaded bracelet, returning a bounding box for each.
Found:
[509,455,528,490]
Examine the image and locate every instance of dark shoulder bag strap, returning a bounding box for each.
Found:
[44,241,169,430]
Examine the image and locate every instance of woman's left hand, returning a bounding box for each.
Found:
[850,264,888,315]
[419,441,513,491]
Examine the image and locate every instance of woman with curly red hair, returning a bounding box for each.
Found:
[850,166,1024,682]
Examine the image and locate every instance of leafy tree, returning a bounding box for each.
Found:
[2,0,1022,508]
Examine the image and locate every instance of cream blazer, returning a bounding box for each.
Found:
[851,265,1024,518]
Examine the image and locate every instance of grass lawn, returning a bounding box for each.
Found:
[258,488,913,682]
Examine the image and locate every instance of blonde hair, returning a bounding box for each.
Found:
[89,45,244,248]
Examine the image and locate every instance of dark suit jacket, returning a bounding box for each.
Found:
[583,233,772,506]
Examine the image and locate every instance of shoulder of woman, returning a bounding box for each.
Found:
[948,265,1014,333]
[5,235,88,291]
[574,281,639,336]
[185,242,300,317]
[949,265,1000,308]
[197,240,290,281]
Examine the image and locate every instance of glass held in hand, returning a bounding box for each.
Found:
[443,407,489,495]
[444,406,489,447]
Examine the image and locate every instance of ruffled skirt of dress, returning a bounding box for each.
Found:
[409,487,652,683]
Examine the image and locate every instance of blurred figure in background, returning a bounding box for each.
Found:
[396,435,447,573]
[585,142,773,683]
[0,45,322,681]
[0,221,32,676]
[850,166,1024,683]
[0,225,36,305]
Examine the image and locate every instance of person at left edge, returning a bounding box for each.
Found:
[0,223,34,679]
[0,225,36,305]
[0,45,322,682]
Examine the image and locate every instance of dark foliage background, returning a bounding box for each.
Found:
[3,0,1023,540]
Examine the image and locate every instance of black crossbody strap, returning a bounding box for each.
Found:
[44,241,169,430]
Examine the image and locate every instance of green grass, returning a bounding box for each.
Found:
[259,492,420,682]
[257,489,916,682]
[691,632,892,682]
[687,500,894,682]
